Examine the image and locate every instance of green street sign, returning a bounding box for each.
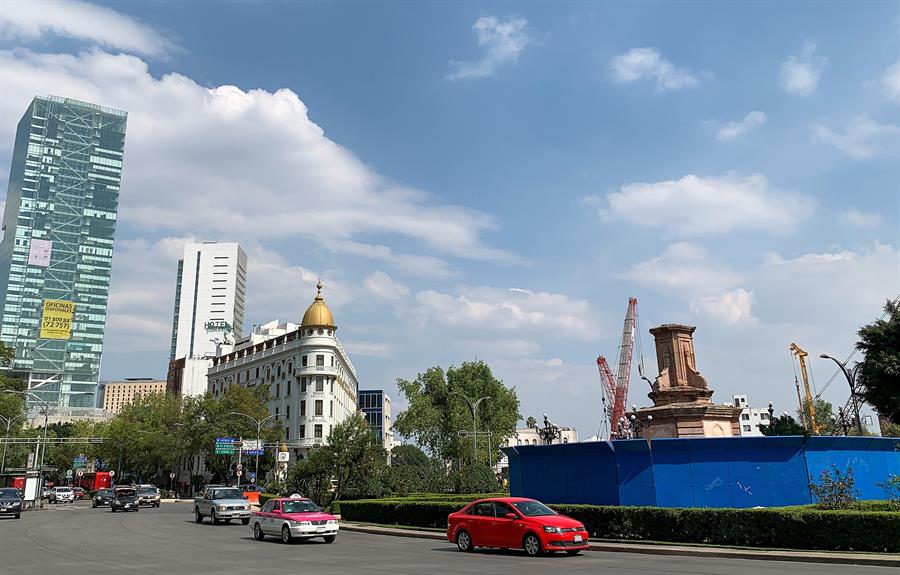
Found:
[215,448,235,455]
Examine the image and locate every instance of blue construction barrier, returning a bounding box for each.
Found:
[502,435,900,508]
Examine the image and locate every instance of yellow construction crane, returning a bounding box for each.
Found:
[789,343,820,435]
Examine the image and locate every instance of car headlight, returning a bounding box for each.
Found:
[296,521,312,526]
[327,520,337,525]
[543,526,562,534]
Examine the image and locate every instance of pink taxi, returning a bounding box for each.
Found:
[251,496,339,544]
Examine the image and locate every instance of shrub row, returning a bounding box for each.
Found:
[339,499,900,553]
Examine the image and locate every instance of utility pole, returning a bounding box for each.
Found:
[451,392,490,464]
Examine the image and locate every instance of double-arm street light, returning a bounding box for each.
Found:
[228,411,285,486]
[451,392,490,464]
[0,412,28,476]
[820,354,864,436]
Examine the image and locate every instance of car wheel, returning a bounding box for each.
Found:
[324,535,336,544]
[15,513,20,519]
[253,523,265,541]
[211,509,220,525]
[566,550,581,556]
[111,507,116,513]
[92,502,96,508]
[281,525,292,544]
[155,503,160,508]
[224,519,232,524]
[456,530,473,552]
[523,533,542,557]
[194,508,203,523]
[241,518,250,525]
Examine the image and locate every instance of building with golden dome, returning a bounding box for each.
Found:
[207,282,362,463]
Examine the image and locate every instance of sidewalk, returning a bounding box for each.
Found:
[339,522,900,567]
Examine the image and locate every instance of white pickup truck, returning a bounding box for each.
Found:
[193,486,252,525]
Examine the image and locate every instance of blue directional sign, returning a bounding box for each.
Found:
[215,437,235,444]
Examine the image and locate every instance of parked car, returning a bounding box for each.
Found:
[72,487,86,499]
[447,497,589,557]
[110,487,140,512]
[49,487,75,504]
[40,487,51,500]
[0,488,23,519]
[194,486,251,525]
[240,484,266,493]
[250,496,338,544]
[92,488,114,508]
[136,485,161,507]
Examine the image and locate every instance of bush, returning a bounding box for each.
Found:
[809,465,858,510]
[339,499,900,552]
[877,475,900,511]
[455,464,499,494]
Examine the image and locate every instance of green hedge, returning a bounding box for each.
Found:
[339,499,900,553]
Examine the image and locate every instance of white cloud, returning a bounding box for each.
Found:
[0,0,173,56]
[716,111,767,142]
[883,61,900,102]
[363,271,409,301]
[621,242,742,295]
[342,341,393,359]
[414,286,598,340]
[610,47,699,91]
[690,288,757,325]
[447,16,529,81]
[780,42,827,96]
[592,172,814,236]
[0,49,513,265]
[328,240,454,279]
[457,339,542,357]
[814,115,900,159]
[839,208,882,229]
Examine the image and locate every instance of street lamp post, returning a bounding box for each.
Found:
[0,413,27,476]
[228,412,285,486]
[820,354,864,435]
[627,405,652,439]
[451,393,490,464]
[536,414,561,445]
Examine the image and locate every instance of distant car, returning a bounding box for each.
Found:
[240,484,266,493]
[447,497,589,557]
[194,487,251,525]
[0,488,23,519]
[40,487,51,500]
[136,485,160,507]
[49,487,75,504]
[110,487,139,512]
[251,496,338,544]
[92,488,114,508]
[72,487,86,499]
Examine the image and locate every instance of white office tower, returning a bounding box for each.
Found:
[168,242,246,396]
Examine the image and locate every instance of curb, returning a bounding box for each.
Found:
[339,523,900,567]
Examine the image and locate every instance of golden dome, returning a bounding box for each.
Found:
[301,281,336,329]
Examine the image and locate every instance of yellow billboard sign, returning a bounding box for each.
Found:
[40,299,74,340]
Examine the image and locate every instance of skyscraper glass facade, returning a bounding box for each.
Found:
[0,96,127,408]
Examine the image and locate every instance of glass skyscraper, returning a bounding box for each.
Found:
[0,96,127,408]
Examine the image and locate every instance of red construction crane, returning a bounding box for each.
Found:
[598,298,638,435]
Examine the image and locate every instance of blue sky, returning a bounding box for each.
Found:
[0,0,898,437]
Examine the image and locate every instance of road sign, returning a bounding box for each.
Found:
[65,470,73,478]
[76,470,84,477]
[215,437,235,444]
[109,470,115,477]
[170,472,176,479]
[457,430,469,438]
[248,472,256,482]
[215,447,235,455]
[26,452,35,470]
[236,463,243,471]
[277,451,290,463]
[236,470,243,477]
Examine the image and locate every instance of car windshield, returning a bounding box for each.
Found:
[138,487,156,494]
[0,489,20,498]
[56,488,72,492]
[512,501,557,517]
[116,490,136,497]
[213,489,243,499]
[281,500,320,513]
[98,490,113,496]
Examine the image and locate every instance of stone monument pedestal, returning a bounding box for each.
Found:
[634,324,741,439]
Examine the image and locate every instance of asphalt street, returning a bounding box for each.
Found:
[0,501,893,575]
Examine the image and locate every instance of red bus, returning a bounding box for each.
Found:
[73,471,111,492]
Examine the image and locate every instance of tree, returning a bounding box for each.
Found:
[797,399,837,436]
[390,444,429,467]
[0,341,26,424]
[880,420,900,437]
[393,361,520,467]
[759,414,808,436]
[525,416,537,429]
[856,299,900,421]
[328,413,377,507]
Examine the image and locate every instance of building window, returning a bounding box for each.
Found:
[314,424,323,438]
[285,426,290,440]
[277,364,282,378]
[316,354,324,367]
[286,405,291,419]
[276,383,280,398]
[298,425,305,438]
[287,362,293,374]
[743,425,751,432]
[286,379,291,396]
[301,377,307,392]
[302,355,308,367]
[275,407,279,417]
[329,400,333,417]
[316,377,323,392]
[315,400,323,416]
[742,414,750,420]
[300,400,306,416]
[255,367,259,378]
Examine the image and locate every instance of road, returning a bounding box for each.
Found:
[0,501,894,575]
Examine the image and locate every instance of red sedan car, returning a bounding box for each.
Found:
[447,497,589,557]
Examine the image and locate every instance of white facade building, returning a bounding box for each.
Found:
[733,395,771,436]
[207,283,359,461]
[170,242,247,362]
[495,425,578,474]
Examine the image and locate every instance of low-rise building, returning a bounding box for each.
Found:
[358,389,393,452]
[103,378,167,414]
[733,394,771,436]
[208,283,360,461]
